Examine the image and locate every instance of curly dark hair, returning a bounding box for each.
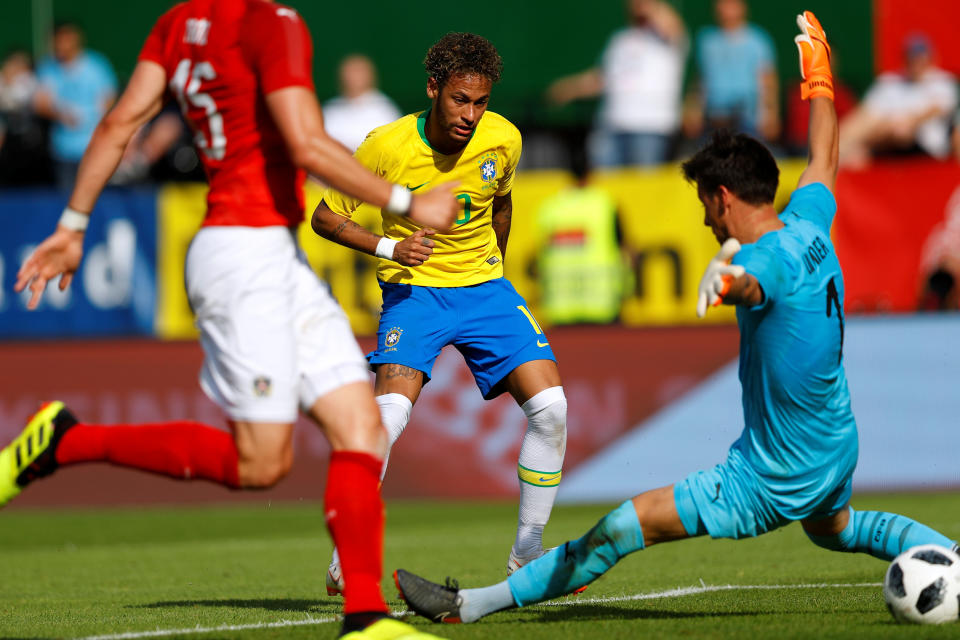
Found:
[681,130,779,205]
[424,32,503,88]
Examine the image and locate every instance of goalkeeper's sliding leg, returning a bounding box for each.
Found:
[397,467,956,624]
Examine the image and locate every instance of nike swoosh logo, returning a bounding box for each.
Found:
[537,340,549,347]
[406,182,430,192]
[539,476,558,482]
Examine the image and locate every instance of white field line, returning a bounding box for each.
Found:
[536,581,883,607]
[73,581,883,640]
[75,616,341,640]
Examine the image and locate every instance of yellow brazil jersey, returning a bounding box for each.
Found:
[323,110,522,287]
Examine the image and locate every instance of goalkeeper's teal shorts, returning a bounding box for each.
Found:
[674,446,853,539]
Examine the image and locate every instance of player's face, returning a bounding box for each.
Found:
[699,188,729,244]
[427,73,492,149]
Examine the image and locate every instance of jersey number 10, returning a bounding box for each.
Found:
[170,59,226,161]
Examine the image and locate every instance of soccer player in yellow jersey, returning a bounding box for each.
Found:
[313,33,568,593]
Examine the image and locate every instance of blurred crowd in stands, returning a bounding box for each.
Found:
[0,22,403,188]
[1,1,959,316]
[3,2,960,184]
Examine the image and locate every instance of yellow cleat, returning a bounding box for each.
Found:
[0,401,77,507]
[339,617,447,640]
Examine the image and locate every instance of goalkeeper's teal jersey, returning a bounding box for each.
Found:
[730,183,858,518]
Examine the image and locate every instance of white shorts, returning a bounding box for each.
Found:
[185,226,369,423]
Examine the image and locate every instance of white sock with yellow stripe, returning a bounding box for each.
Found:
[514,386,567,560]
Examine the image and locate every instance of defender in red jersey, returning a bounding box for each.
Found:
[11,1,456,637]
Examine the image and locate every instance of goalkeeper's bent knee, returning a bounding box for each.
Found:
[806,507,957,561]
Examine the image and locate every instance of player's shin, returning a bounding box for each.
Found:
[806,507,957,561]
[514,386,567,562]
[324,450,388,616]
[501,500,644,610]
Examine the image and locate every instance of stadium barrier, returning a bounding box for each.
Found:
[0,326,738,507]
[1,157,955,340]
[0,188,157,338]
[1,314,956,507]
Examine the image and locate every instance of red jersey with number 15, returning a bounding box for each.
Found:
[139,0,313,227]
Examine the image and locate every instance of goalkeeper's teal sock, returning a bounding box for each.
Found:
[806,507,956,561]
[509,500,644,606]
[459,500,643,622]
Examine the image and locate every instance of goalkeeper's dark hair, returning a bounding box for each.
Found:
[424,33,502,89]
[681,130,779,205]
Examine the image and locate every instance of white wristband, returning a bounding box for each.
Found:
[58,207,90,232]
[375,236,398,261]
[385,183,412,215]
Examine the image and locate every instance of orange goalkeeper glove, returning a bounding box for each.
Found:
[795,10,834,101]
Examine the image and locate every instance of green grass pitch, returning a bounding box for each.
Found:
[0,492,957,639]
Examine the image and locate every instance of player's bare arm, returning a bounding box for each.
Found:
[15,60,167,310]
[311,200,382,254]
[311,200,435,266]
[266,86,458,230]
[720,272,764,308]
[795,12,838,192]
[491,193,512,259]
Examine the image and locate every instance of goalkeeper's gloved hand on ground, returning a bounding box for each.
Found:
[697,238,745,318]
[795,10,834,101]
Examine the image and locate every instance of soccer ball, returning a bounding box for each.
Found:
[883,544,960,624]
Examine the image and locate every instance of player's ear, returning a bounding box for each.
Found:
[717,185,733,216]
[426,77,439,100]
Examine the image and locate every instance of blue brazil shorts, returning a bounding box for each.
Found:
[368,278,557,399]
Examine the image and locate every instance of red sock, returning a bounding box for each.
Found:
[55,421,240,488]
[325,450,387,614]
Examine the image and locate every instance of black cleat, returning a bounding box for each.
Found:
[394,569,463,624]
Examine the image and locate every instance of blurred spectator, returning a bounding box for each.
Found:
[839,34,957,168]
[322,55,400,153]
[0,48,48,185]
[111,104,186,185]
[546,0,687,168]
[918,184,960,311]
[684,0,779,143]
[34,21,117,190]
[535,144,628,325]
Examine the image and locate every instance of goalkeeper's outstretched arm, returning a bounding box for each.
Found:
[795,11,838,192]
[800,97,838,192]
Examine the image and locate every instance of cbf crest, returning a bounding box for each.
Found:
[384,327,404,351]
[478,152,498,190]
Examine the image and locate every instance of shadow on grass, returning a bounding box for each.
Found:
[133,598,337,613]
[527,604,764,623]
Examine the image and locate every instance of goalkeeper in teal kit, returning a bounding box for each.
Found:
[395,12,959,624]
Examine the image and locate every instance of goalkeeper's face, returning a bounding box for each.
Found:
[427,73,492,149]
[699,187,730,244]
